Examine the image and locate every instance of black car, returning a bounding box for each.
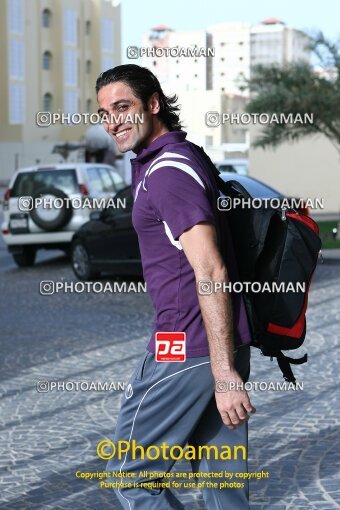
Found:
[71,186,141,280]
[70,175,294,280]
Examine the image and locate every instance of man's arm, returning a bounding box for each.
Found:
[179,222,256,429]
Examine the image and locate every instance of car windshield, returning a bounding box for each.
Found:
[11,169,78,197]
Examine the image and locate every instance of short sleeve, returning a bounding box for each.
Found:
[146,163,216,240]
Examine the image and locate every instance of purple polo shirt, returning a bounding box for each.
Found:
[131,131,252,357]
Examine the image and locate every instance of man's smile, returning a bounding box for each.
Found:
[113,127,132,141]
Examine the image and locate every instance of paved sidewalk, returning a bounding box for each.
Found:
[0,260,339,509]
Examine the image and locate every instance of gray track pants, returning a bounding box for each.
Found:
[107,346,251,510]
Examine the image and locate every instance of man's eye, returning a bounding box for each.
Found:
[117,104,129,112]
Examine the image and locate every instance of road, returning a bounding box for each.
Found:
[0,227,339,509]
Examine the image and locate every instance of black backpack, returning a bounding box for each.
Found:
[194,144,322,384]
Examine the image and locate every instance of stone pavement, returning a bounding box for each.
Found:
[0,257,339,510]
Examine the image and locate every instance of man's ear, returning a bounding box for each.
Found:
[148,92,160,115]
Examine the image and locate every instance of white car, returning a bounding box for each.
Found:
[1,163,126,267]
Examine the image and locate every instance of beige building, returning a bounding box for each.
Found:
[0,0,121,182]
[142,20,311,97]
[208,22,250,96]
[142,26,213,93]
[250,18,311,70]
[249,125,340,215]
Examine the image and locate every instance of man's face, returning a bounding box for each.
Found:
[97,81,156,153]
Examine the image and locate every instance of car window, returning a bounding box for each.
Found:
[109,168,126,191]
[98,168,116,193]
[106,186,133,214]
[217,164,248,175]
[86,167,105,193]
[218,164,236,173]
[11,169,78,196]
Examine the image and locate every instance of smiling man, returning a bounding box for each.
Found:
[96,64,255,510]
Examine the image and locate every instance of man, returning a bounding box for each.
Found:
[96,64,256,510]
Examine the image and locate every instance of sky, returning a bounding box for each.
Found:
[120,0,339,63]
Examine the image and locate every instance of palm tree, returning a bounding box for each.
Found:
[246,32,340,154]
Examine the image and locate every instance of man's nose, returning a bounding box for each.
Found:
[109,114,124,131]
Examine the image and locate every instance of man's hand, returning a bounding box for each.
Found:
[214,369,256,429]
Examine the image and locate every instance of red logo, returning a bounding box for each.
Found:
[155,332,186,362]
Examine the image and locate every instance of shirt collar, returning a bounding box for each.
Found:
[133,131,187,164]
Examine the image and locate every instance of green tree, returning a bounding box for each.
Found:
[246,32,340,153]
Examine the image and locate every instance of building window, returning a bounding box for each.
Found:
[43,93,53,112]
[64,49,77,85]
[101,18,113,52]
[64,8,77,46]
[42,51,52,70]
[86,98,92,112]
[9,39,25,79]
[8,0,24,34]
[85,20,91,35]
[86,59,92,74]
[101,55,113,72]
[9,83,25,124]
[42,8,51,28]
[64,90,78,114]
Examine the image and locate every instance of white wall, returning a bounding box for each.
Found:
[249,126,340,215]
[0,142,82,183]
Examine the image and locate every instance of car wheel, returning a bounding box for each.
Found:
[12,246,36,267]
[30,187,73,231]
[71,241,99,280]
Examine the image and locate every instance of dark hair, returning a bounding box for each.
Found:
[96,64,182,131]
